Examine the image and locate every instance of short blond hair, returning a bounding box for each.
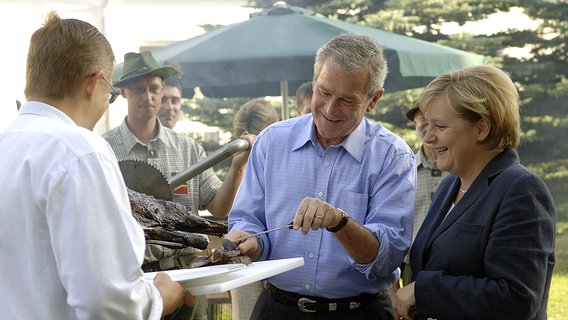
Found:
[418,65,521,150]
[25,11,114,100]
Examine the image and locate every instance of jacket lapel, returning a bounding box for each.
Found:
[423,150,519,251]
[425,178,463,249]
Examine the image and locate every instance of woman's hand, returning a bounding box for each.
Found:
[232,132,256,168]
[393,281,417,320]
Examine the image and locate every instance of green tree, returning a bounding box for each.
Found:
[182,96,282,178]
[505,1,568,218]
[247,0,389,21]
[359,0,568,220]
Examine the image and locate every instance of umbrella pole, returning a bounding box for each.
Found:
[280,80,289,120]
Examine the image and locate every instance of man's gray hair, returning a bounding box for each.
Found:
[314,33,388,97]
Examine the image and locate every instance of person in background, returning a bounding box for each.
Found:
[0,11,190,319]
[232,97,279,138]
[226,33,416,320]
[392,65,556,320]
[295,81,313,115]
[103,51,255,320]
[229,97,279,320]
[158,76,183,129]
[397,107,448,286]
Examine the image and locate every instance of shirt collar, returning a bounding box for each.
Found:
[416,146,437,169]
[19,101,76,126]
[291,115,367,163]
[117,117,172,153]
[291,116,313,151]
[339,119,366,162]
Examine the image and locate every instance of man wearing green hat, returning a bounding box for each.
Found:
[103,51,255,320]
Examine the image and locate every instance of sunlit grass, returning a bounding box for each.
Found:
[548,224,568,320]
[549,274,567,319]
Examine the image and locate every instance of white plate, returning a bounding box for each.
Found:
[180,257,304,295]
[144,264,246,285]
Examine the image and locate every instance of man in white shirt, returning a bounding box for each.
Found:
[0,11,191,319]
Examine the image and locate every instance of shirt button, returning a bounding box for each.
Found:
[318,191,323,197]
[324,161,330,167]
[309,253,314,259]
[305,284,310,290]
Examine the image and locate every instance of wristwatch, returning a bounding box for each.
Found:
[326,208,349,233]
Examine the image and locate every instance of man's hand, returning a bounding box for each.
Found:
[153,272,192,316]
[292,197,343,233]
[225,230,262,261]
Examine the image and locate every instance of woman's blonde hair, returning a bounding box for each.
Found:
[233,98,279,137]
[418,65,521,150]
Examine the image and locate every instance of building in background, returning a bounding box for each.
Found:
[175,119,229,145]
[0,0,256,134]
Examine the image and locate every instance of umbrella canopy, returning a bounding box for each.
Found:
[114,3,483,117]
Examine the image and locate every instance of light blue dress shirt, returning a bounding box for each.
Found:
[229,114,416,298]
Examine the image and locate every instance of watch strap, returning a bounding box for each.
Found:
[326,208,349,233]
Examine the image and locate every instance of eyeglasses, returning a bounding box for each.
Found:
[87,72,119,104]
[101,76,120,104]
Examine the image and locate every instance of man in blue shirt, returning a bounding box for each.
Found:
[226,33,416,320]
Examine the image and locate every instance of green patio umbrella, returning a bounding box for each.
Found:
[114,3,484,119]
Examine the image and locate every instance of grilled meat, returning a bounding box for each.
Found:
[128,188,228,249]
[190,247,252,268]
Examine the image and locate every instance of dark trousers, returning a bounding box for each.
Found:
[249,284,394,320]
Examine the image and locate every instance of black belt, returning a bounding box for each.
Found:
[267,283,379,313]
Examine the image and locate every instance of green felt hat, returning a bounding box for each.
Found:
[114,51,176,88]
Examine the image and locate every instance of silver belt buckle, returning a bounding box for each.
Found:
[349,301,362,310]
[298,297,316,313]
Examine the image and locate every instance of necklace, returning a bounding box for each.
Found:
[459,187,467,194]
